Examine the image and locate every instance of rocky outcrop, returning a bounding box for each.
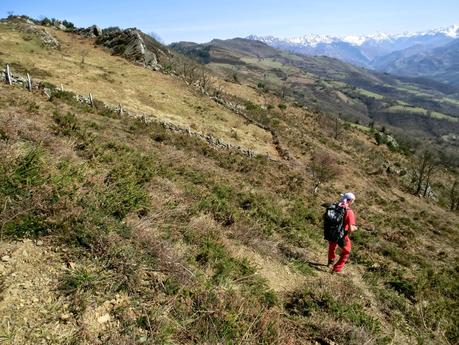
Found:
[52,20,67,31]
[78,25,102,38]
[27,26,60,48]
[3,18,60,49]
[95,28,170,70]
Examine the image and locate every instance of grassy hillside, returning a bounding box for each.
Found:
[171,38,459,151]
[0,20,276,157]
[1,18,458,345]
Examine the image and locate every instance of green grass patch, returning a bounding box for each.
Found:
[52,110,80,136]
[195,237,278,308]
[386,105,458,122]
[290,259,316,276]
[443,97,459,106]
[355,88,385,100]
[0,146,44,197]
[60,267,99,295]
[285,289,381,333]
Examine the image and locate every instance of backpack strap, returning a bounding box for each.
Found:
[341,206,348,234]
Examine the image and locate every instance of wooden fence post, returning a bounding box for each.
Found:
[118,104,123,116]
[5,64,12,85]
[60,83,64,91]
[27,73,32,92]
[89,93,93,107]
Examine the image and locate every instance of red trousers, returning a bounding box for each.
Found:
[328,235,351,272]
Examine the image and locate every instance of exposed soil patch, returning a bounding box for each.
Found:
[223,238,306,293]
[0,239,77,344]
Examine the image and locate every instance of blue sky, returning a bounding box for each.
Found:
[1,0,458,43]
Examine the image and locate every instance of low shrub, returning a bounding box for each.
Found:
[285,289,381,334]
[52,111,79,136]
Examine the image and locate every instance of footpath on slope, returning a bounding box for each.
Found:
[224,233,417,344]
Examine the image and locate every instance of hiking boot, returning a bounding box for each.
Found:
[327,259,335,267]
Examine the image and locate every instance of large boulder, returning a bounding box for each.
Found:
[91,25,103,37]
[78,25,103,38]
[53,20,67,31]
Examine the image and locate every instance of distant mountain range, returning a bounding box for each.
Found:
[171,37,459,147]
[374,38,459,87]
[247,24,459,79]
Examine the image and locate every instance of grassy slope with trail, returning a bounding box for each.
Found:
[0,19,458,345]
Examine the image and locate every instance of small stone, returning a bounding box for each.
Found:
[97,313,110,324]
[60,313,71,321]
[36,240,44,246]
[1,255,10,262]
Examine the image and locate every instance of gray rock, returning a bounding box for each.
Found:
[60,313,71,321]
[54,21,67,31]
[23,25,60,48]
[95,28,165,70]
[1,255,11,262]
[90,25,102,37]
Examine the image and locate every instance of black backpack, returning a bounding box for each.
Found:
[323,203,347,243]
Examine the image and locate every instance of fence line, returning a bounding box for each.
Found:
[27,73,32,92]
[5,64,12,85]
[2,65,270,160]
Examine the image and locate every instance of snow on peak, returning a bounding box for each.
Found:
[441,24,459,37]
[247,24,459,48]
[341,35,366,45]
[287,33,337,46]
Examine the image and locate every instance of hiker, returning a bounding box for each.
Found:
[327,192,357,273]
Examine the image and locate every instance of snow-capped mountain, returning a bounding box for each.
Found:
[247,24,459,67]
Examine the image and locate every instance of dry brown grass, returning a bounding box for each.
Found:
[0,22,277,156]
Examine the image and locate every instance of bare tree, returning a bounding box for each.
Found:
[309,151,340,194]
[280,83,288,100]
[412,149,439,197]
[198,69,213,93]
[333,114,344,140]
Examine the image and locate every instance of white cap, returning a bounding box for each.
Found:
[340,192,356,202]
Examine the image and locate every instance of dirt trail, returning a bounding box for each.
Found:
[223,238,307,293]
[0,239,77,344]
[305,244,416,344]
[224,233,416,344]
